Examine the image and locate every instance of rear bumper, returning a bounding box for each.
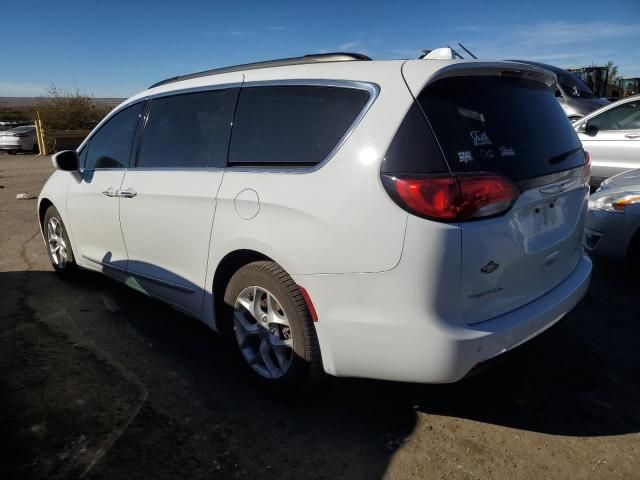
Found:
[298,252,591,384]
[0,141,31,150]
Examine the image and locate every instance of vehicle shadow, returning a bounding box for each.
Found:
[1,258,638,478]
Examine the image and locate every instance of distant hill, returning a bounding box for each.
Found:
[0,97,125,108]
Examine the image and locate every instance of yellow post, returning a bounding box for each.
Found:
[35,111,47,156]
[34,111,43,155]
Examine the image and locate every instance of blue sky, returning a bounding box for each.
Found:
[2,0,639,97]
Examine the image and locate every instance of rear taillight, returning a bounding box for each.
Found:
[383,173,519,222]
[582,150,591,184]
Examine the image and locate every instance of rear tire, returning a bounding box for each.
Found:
[43,205,78,278]
[223,261,323,392]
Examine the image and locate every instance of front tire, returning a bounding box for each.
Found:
[223,261,323,392]
[43,205,77,277]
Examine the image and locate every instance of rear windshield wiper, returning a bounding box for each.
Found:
[548,147,583,165]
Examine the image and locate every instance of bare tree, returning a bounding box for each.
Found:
[605,60,622,85]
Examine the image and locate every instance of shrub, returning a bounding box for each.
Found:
[35,85,112,131]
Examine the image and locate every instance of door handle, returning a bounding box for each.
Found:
[118,188,137,198]
[102,187,118,197]
[625,133,640,139]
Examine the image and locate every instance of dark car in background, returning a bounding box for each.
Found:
[509,60,610,121]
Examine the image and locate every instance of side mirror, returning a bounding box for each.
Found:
[52,150,79,171]
[555,89,563,98]
[585,123,599,134]
[579,122,599,136]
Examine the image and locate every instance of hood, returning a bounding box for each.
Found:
[571,97,610,115]
[598,169,640,192]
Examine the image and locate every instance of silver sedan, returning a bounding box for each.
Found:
[0,125,37,153]
[584,168,640,264]
[574,95,640,187]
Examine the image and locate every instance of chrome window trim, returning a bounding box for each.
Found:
[78,79,380,174]
[516,164,584,192]
[77,167,127,173]
[145,82,243,100]
[79,167,226,173]
[226,79,380,174]
[120,167,226,172]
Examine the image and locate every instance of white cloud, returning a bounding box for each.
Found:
[338,40,362,51]
[513,21,640,46]
[229,30,257,37]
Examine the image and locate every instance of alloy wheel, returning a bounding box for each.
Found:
[233,286,294,379]
[47,216,68,268]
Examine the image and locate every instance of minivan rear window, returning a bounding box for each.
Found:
[228,85,370,167]
[418,76,584,181]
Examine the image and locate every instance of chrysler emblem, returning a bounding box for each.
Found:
[480,261,499,274]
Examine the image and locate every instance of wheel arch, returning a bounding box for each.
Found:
[212,249,273,331]
[38,198,54,230]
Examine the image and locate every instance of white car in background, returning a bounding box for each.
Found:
[574,94,640,186]
[0,125,38,153]
[584,169,640,265]
[37,53,591,391]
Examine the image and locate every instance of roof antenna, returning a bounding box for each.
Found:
[446,45,465,59]
[458,43,477,59]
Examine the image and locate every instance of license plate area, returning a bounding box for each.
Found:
[515,194,575,253]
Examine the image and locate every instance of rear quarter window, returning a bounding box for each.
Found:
[418,76,584,181]
[228,85,370,167]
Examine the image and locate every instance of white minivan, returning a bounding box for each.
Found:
[39,53,592,391]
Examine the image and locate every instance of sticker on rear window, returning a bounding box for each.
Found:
[458,150,473,164]
[470,130,492,146]
[499,146,516,157]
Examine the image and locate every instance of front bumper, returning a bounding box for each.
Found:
[583,209,634,260]
[297,252,591,384]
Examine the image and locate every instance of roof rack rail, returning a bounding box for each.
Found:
[148,52,372,89]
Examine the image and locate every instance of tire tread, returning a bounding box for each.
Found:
[224,260,324,391]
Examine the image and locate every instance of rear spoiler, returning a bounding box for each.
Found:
[402,60,557,98]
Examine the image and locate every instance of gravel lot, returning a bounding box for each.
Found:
[1,152,639,479]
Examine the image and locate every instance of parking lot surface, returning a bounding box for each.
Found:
[1,152,639,479]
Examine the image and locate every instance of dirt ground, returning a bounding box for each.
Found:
[0,152,639,480]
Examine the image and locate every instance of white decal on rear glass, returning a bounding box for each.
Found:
[499,146,516,157]
[470,131,492,146]
[458,151,473,164]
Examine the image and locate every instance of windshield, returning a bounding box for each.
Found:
[418,76,584,181]
[558,72,597,99]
